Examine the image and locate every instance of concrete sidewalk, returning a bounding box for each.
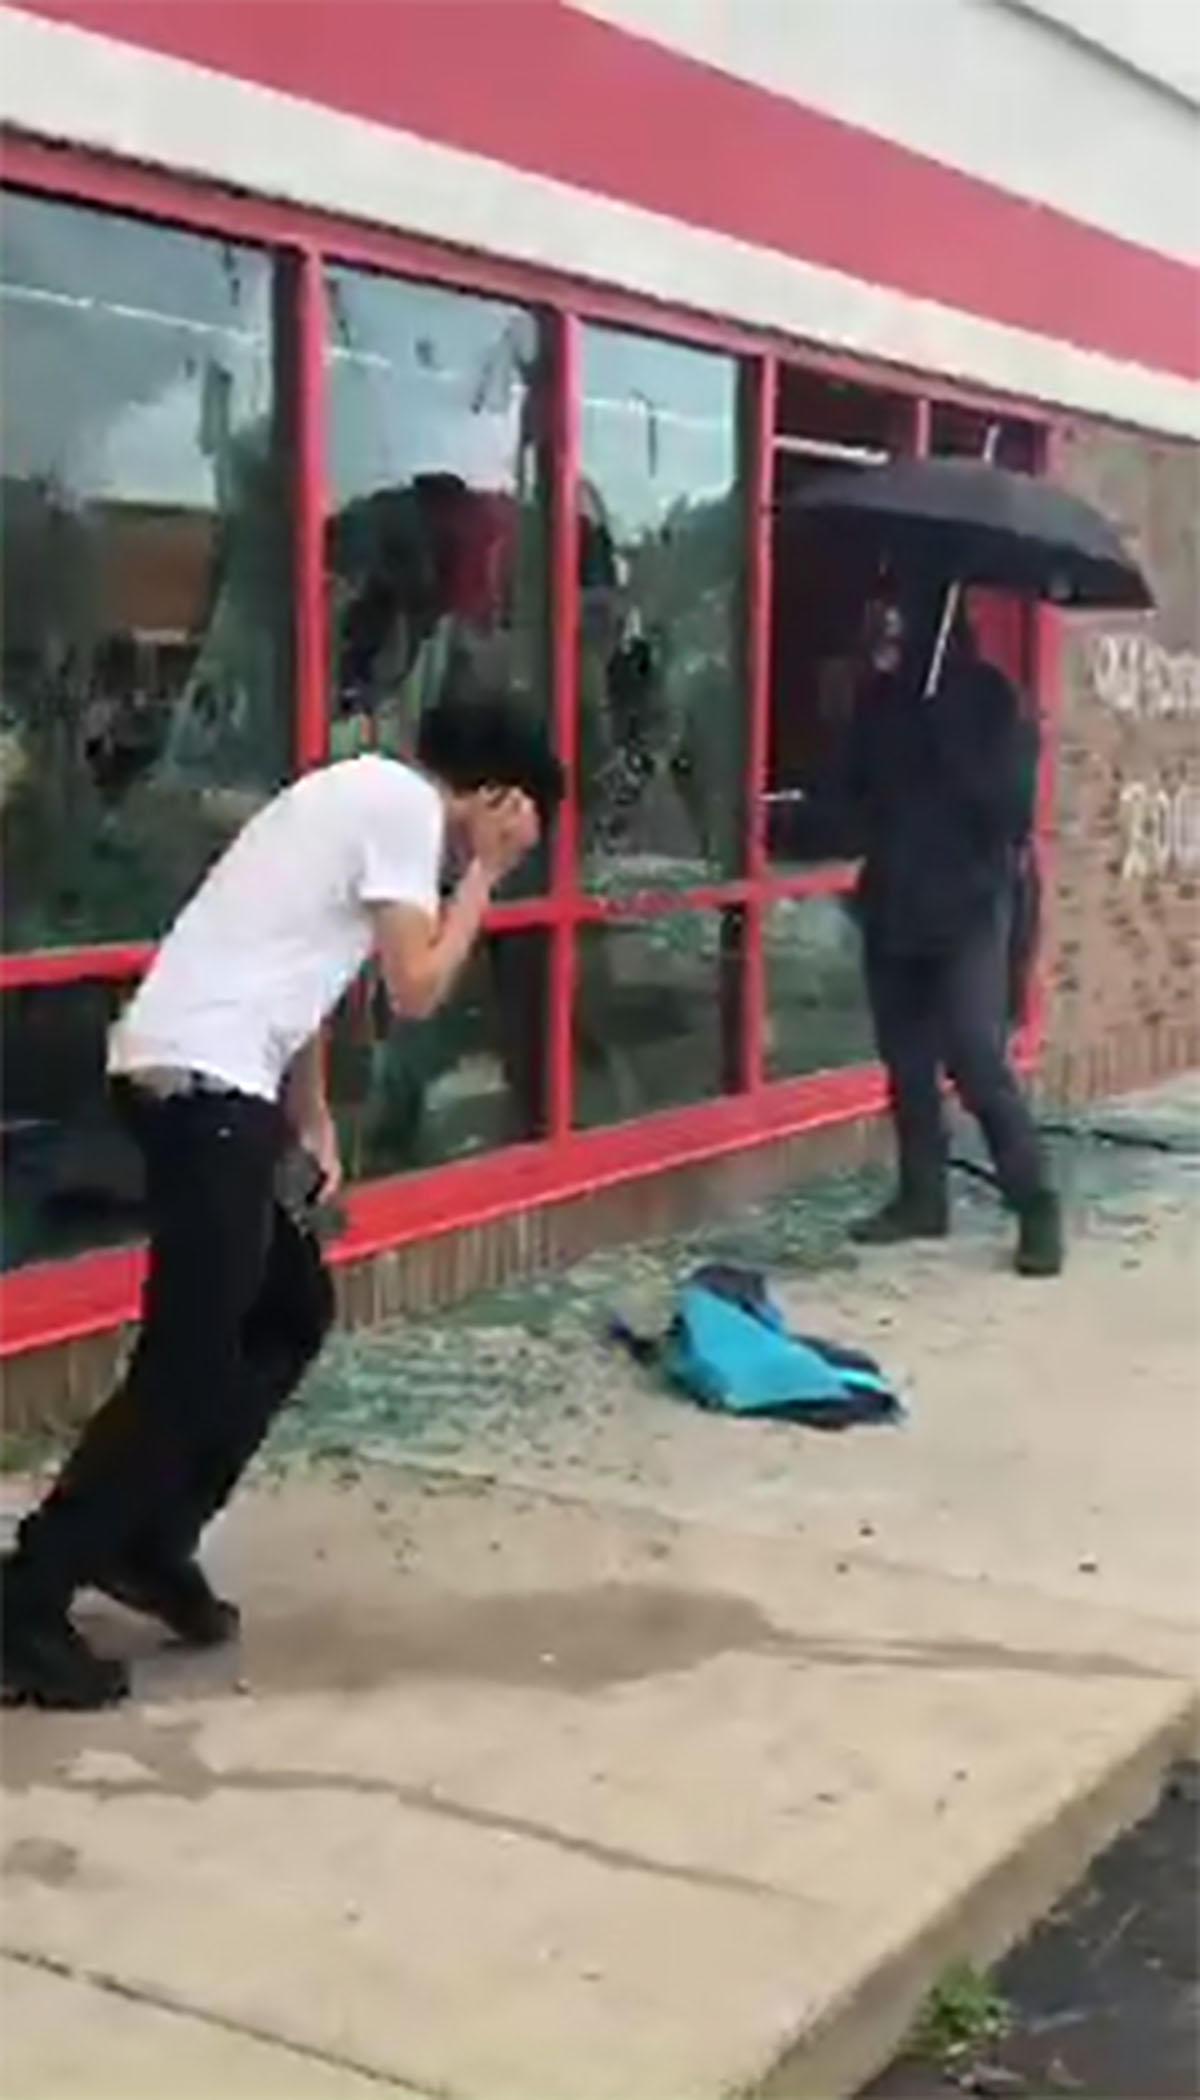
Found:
[2,1088,1198,2099]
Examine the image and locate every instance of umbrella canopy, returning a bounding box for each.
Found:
[784,457,1154,611]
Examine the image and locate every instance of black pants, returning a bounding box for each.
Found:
[14,1083,334,1609]
[864,899,1048,1210]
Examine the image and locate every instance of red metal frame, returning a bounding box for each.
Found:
[0,1065,890,1355]
[548,311,581,1140]
[740,354,778,1093]
[292,247,330,771]
[0,132,1056,1358]
[0,946,152,991]
[0,133,1064,427]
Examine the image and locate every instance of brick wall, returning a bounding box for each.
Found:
[1040,424,1200,1101]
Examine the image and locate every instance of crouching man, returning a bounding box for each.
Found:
[3,695,563,1708]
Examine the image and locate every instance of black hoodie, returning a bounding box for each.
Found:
[847,600,1039,955]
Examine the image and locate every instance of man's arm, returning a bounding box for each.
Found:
[282,1032,342,1195]
[370,790,538,1021]
[370,859,494,1022]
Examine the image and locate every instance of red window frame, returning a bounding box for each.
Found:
[0,133,1053,1355]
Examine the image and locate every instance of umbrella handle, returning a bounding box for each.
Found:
[923,581,963,698]
[922,421,1001,698]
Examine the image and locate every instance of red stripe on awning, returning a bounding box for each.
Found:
[11,0,1200,378]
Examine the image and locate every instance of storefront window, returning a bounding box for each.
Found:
[578,326,744,896]
[325,265,552,888]
[0,194,287,950]
[573,910,743,1127]
[326,933,549,1178]
[0,170,909,1339]
[1,980,144,1270]
[929,403,1036,470]
[764,894,875,1082]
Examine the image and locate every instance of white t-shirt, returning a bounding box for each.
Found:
[109,756,444,1101]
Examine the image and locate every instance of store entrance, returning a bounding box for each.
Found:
[765,369,916,873]
[764,375,1040,874]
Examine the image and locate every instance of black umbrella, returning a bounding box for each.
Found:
[784,456,1154,612]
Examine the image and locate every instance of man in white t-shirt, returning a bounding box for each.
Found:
[3,696,564,1709]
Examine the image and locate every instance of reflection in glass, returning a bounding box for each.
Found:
[764,893,875,1081]
[324,266,551,894]
[0,195,287,949]
[578,327,743,894]
[1,981,145,1270]
[327,932,549,1180]
[573,911,743,1128]
[325,273,546,701]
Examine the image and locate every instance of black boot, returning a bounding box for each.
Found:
[96,1555,240,1649]
[1015,1189,1064,1277]
[2,1559,130,1710]
[850,1188,949,1246]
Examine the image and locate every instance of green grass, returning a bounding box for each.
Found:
[912,1962,1012,2069]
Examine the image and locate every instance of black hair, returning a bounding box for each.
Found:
[416,693,566,829]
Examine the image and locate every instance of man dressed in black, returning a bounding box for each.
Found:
[846,577,1062,1276]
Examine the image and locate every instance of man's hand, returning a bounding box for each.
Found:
[370,794,539,1023]
[297,1104,343,1201]
[283,1035,342,1195]
[467,789,539,879]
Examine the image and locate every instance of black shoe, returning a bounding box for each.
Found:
[97,1557,240,1650]
[1015,1190,1064,1277]
[2,1573,130,1710]
[850,1194,949,1246]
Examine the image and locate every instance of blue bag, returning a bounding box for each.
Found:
[611,1263,902,1428]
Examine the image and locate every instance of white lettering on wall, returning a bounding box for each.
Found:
[1087,635,1200,719]
[1085,633,1200,882]
[1119,777,1200,882]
